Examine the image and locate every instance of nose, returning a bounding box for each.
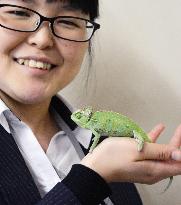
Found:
[27,22,54,49]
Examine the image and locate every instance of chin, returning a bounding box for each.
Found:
[1,85,55,105]
[13,91,52,105]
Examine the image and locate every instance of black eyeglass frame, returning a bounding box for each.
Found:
[0,4,101,42]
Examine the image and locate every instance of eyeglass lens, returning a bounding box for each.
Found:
[0,5,95,41]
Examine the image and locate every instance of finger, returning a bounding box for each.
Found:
[139,143,181,161]
[169,124,181,148]
[135,160,181,183]
[171,150,181,161]
[148,123,165,143]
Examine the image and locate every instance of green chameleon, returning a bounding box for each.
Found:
[71,106,173,192]
[71,107,151,152]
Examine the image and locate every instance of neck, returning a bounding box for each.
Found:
[0,91,51,126]
[0,91,60,151]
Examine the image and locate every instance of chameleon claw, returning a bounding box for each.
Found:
[89,148,93,153]
[133,130,144,151]
[137,142,144,152]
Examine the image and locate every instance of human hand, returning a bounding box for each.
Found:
[80,124,181,184]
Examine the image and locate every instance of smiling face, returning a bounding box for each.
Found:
[0,0,89,105]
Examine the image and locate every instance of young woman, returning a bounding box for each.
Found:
[0,0,180,204]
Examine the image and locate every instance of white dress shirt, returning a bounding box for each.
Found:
[0,97,91,197]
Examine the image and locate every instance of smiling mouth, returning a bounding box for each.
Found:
[14,58,56,70]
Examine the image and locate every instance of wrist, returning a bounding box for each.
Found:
[80,154,111,183]
[62,164,111,205]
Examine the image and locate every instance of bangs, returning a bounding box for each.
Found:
[47,0,99,20]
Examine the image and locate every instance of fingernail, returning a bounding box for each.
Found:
[171,150,181,161]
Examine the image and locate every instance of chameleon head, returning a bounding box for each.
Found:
[71,107,93,128]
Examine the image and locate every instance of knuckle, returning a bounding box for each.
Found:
[158,150,171,160]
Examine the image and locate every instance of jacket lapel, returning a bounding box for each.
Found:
[0,124,41,205]
[0,96,78,205]
[51,96,77,130]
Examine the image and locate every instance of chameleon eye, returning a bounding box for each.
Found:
[75,113,81,119]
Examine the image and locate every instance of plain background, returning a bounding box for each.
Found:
[61,0,181,204]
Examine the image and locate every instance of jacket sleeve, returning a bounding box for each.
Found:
[36,164,111,205]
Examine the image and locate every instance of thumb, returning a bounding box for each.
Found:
[140,143,181,161]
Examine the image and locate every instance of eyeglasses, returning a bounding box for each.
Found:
[0,4,100,42]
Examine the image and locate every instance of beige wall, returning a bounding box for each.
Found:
[61,1,181,204]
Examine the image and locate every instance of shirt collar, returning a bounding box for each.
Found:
[52,95,92,149]
[0,98,9,113]
[0,99,11,133]
[73,127,92,149]
[0,95,92,149]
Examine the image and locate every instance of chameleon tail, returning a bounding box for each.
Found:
[133,130,173,192]
[161,176,173,193]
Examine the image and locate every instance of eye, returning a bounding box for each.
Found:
[57,19,80,28]
[6,10,31,17]
[75,113,81,119]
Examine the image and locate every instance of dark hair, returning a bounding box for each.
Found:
[67,0,99,20]
[47,0,99,21]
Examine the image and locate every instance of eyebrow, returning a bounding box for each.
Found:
[17,0,79,7]
[15,0,58,3]
[13,0,35,3]
[21,0,35,2]
[19,0,71,4]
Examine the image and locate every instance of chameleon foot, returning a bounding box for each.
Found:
[89,134,101,153]
[133,130,145,151]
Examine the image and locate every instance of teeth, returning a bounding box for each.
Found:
[16,59,53,70]
[18,59,24,65]
[29,60,36,67]
[24,60,29,66]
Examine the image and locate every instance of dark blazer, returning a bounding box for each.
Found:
[0,96,143,205]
